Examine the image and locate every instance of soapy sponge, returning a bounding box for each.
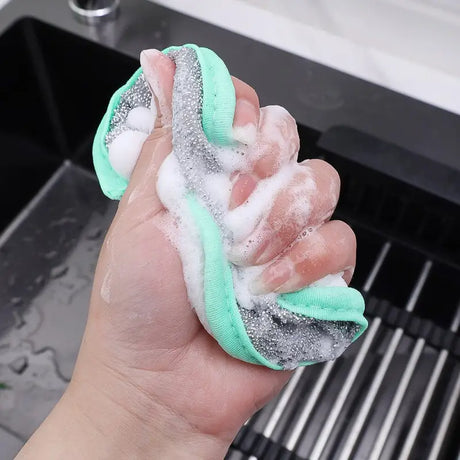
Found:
[93,44,367,370]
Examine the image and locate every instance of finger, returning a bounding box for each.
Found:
[252,106,300,178]
[118,50,176,213]
[250,220,356,296]
[230,159,340,266]
[119,129,173,215]
[140,49,176,128]
[231,76,260,145]
[229,105,300,209]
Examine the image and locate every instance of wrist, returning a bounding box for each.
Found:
[66,366,229,460]
[18,356,229,460]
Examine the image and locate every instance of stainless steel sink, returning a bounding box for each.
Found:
[0,17,137,231]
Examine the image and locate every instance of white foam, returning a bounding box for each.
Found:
[224,164,296,243]
[311,272,346,287]
[232,264,277,310]
[108,130,148,180]
[202,173,232,211]
[232,123,257,145]
[126,106,156,133]
[157,154,211,332]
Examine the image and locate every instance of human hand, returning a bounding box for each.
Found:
[17,50,356,460]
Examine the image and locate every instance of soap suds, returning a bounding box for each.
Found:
[225,164,298,244]
[126,106,156,133]
[312,272,347,287]
[104,47,357,368]
[105,73,153,181]
[109,130,148,179]
[232,124,257,145]
[101,271,112,304]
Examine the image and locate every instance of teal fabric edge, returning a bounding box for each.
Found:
[186,194,283,370]
[163,44,236,145]
[93,44,236,201]
[187,194,368,369]
[279,288,368,342]
[92,68,142,200]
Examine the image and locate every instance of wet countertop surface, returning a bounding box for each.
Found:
[0,163,116,456]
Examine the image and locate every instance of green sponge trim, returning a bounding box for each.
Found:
[187,194,282,369]
[93,45,236,200]
[163,44,236,145]
[93,67,142,200]
[187,194,367,369]
[279,288,367,340]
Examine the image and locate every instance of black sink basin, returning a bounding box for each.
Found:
[0,17,137,231]
[0,18,135,455]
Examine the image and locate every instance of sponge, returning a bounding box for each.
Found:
[93,44,367,370]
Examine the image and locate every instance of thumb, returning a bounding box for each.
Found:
[119,50,176,214]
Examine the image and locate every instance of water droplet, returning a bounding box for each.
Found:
[50,217,77,227]
[34,275,45,286]
[8,357,28,374]
[10,297,22,306]
[50,265,68,279]
[44,250,58,260]
[12,310,25,328]
[86,227,102,240]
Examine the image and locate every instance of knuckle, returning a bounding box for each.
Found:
[333,220,357,249]
[146,127,171,142]
[310,159,341,187]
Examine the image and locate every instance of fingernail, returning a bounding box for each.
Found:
[140,49,162,96]
[140,50,168,129]
[254,237,277,265]
[140,49,162,75]
[228,233,266,266]
[229,173,258,210]
[140,49,162,62]
[233,99,258,145]
[250,259,294,296]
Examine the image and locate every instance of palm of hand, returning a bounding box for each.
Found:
[87,189,290,441]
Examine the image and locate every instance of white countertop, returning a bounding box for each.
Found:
[152,0,460,116]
